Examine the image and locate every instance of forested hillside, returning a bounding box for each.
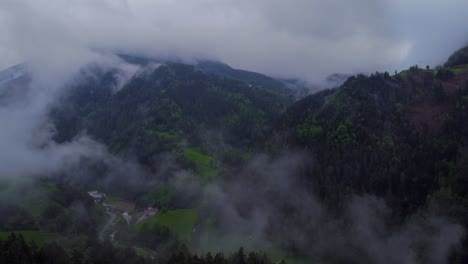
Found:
[2,46,468,263]
[268,46,468,262]
[52,60,292,165]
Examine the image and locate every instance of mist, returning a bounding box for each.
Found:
[0,1,467,263]
[189,152,464,264]
[1,0,468,82]
[0,52,156,194]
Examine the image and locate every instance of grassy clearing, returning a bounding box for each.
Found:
[155,131,179,142]
[135,209,198,241]
[452,65,468,76]
[0,179,57,218]
[145,129,179,142]
[26,181,60,217]
[0,230,57,245]
[133,247,156,258]
[265,248,315,264]
[284,258,313,264]
[398,69,409,77]
[184,148,219,180]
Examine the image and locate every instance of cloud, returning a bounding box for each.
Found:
[186,152,464,264]
[0,47,153,194]
[0,0,467,82]
[0,1,466,257]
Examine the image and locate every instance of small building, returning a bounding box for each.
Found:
[144,207,158,217]
[88,191,106,203]
[122,212,132,224]
[135,207,159,223]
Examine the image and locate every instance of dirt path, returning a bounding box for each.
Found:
[98,211,116,241]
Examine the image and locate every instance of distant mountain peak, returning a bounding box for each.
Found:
[0,64,29,85]
[445,45,468,67]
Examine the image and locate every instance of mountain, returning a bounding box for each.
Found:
[0,58,297,262]
[0,64,30,104]
[51,59,293,166]
[3,47,468,263]
[269,61,468,260]
[117,54,293,94]
[325,73,353,87]
[271,63,468,202]
[0,64,28,85]
[445,45,468,67]
[196,60,292,94]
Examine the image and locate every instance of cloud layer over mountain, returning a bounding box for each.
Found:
[1,0,467,81]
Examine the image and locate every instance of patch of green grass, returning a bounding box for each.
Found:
[0,179,57,218]
[145,129,179,142]
[155,131,179,142]
[184,148,219,180]
[452,65,468,76]
[265,248,316,264]
[283,258,314,264]
[398,69,409,77]
[0,231,57,245]
[135,209,198,242]
[264,249,284,263]
[184,148,212,166]
[133,247,156,258]
[21,180,55,216]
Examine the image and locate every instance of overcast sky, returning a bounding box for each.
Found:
[0,0,468,81]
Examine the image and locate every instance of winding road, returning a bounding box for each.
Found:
[98,211,116,241]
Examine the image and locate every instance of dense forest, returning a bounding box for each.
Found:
[2,44,468,263]
[1,233,276,264]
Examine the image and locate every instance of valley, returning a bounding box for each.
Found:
[1,47,468,264]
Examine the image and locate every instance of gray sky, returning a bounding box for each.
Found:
[0,0,468,81]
